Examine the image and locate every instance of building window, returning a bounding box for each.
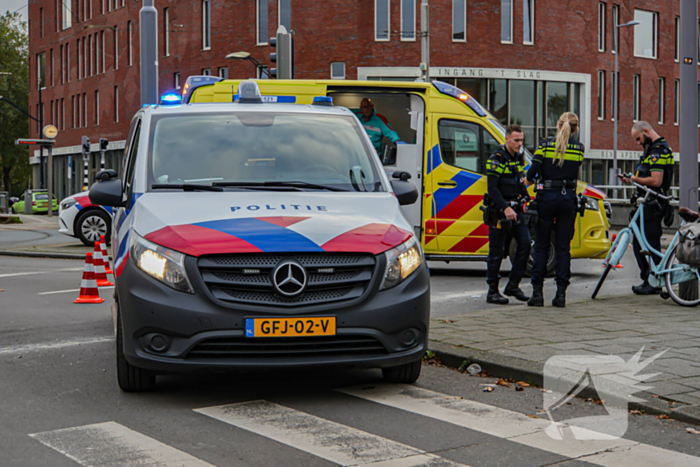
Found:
[597,2,605,52]
[202,68,211,75]
[72,95,76,129]
[523,0,534,44]
[611,71,617,121]
[66,43,70,82]
[218,67,228,78]
[202,0,211,49]
[375,0,389,41]
[400,0,415,41]
[40,8,44,38]
[37,53,46,90]
[101,31,105,72]
[62,0,71,30]
[452,0,466,42]
[89,35,93,76]
[501,0,512,43]
[83,92,87,127]
[658,78,665,124]
[95,90,99,126]
[164,8,170,56]
[612,4,619,53]
[675,16,680,62]
[50,48,54,86]
[279,0,291,30]
[114,27,118,70]
[76,39,81,79]
[174,72,180,89]
[597,70,605,119]
[127,21,133,65]
[330,62,345,79]
[77,94,81,128]
[634,10,657,59]
[114,86,119,122]
[61,98,65,130]
[633,74,641,121]
[674,79,679,125]
[257,0,268,44]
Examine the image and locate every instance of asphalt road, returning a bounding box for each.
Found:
[2,255,698,466]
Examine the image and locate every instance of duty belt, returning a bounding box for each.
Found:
[543,179,577,189]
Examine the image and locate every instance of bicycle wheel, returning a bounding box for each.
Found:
[592,263,612,299]
[664,244,700,307]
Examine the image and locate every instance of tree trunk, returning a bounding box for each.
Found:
[3,165,12,195]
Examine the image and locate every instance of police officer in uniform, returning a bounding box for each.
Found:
[524,112,584,307]
[485,124,531,304]
[621,121,674,295]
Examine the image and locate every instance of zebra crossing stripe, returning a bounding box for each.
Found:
[337,384,700,466]
[194,400,470,467]
[29,421,214,466]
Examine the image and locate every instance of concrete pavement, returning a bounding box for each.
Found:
[0,215,97,259]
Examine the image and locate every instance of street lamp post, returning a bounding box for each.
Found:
[612,20,640,199]
[226,52,266,78]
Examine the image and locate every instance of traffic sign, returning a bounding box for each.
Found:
[15,138,55,145]
[43,125,58,139]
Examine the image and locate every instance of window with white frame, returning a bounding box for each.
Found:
[257,0,268,45]
[279,0,290,30]
[598,2,605,51]
[95,90,99,125]
[634,10,657,59]
[611,71,617,120]
[37,53,46,89]
[76,39,81,79]
[523,0,534,44]
[330,62,345,79]
[203,0,211,50]
[113,27,118,70]
[658,77,665,124]
[218,67,228,78]
[675,16,679,62]
[164,8,170,56]
[597,70,605,119]
[375,0,390,41]
[127,20,132,65]
[202,68,211,75]
[114,85,119,122]
[633,74,641,121]
[452,0,466,42]
[501,0,512,43]
[674,79,679,125]
[401,0,415,41]
[174,72,180,89]
[101,31,105,72]
[62,0,71,30]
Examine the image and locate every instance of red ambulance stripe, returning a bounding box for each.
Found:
[469,223,490,237]
[322,223,412,254]
[436,194,483,220]
[145,225,263,257]
[448,236,490,253]
[436,220,454,235]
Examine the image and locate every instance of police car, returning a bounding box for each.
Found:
[90,81,429,392]
[58,193,112,246]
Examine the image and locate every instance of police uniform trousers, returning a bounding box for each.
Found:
[531,189,577,287]
[486,210,531,285]
[632,210,663,283]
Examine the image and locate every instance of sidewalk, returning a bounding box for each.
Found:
[429,294,700,425]
[0,215,100,259]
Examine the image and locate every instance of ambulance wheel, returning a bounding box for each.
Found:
[76,209,111,247]
[382,359,422,384]
[509,233,556,277]
[116,309,156,392]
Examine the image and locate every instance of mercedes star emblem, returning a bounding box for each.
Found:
[272,260,307,297]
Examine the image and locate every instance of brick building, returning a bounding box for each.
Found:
[27,0,695,200]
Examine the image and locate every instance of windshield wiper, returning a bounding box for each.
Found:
[213,181,348,192]
[151,184,224,192]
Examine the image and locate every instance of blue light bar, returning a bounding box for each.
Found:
[160,93,182,104]
[312,96,333,106]
[432,80,487,117]
[181,75,224,103]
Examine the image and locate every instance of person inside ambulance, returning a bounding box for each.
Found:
[356,98,405,153]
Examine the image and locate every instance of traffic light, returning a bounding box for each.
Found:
[269,26,293,79]
[269,36,278,78]
[99,138,109,152]
[81,136,90,160]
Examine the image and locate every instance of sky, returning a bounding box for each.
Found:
[0,0,28,23]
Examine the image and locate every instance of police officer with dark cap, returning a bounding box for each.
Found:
[524,112,584,307]
[620,121,674,295]
[485,124,531,305]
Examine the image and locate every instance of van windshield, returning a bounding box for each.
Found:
[149,112,384,192]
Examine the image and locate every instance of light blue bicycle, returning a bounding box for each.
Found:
[592,178,700,306]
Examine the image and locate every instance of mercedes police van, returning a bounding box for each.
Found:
[90,81,429,392]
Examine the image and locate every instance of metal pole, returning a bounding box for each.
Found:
[680,0,698,210]
[420,0,429,82]
[612,47,618,199]
[38,76,45,189]
[46,145,53,218]
[139,0,159,106]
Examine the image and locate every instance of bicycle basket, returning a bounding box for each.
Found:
[676,223,700,267]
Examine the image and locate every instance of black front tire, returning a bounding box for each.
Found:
[382,360,422,384]
[76,209,111,247]
[117,309,156,392]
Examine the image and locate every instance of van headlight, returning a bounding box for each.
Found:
[380,237,423,290]
[130,232,194,293]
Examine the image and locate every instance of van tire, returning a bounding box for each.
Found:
[509,233,556,277]
[116,308,156,392]
[382,360,422,384]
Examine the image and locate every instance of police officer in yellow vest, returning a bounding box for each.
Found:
[485,124,531,304]
[524,112,584,307]
[620,121,674,295]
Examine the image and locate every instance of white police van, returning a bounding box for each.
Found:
[90,81,430,391]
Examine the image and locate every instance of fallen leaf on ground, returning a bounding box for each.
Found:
[652,395,659,398]
[686,428,700,434]
[656,414,670,419]
[515,386,524,392]
[629,410,642,415]
[443,319,455,324]
[496,379,512,387]
[527,414,538,419]
[517,382,530,387]
[537,409,547,413]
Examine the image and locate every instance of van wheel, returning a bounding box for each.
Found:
[382,360,422,384]
[116,309,156,392]
[509,233,556,277]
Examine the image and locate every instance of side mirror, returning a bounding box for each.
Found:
[391,180,418,206]
[89,177,126,207]
[391,171,412,181]
[96,169,118,182]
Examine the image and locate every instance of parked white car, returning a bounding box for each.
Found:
[58,192,113,246]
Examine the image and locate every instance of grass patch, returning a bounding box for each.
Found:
[0,215,22,224]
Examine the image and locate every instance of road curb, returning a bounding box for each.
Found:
[429,341,700,427]
[0,250,111,261]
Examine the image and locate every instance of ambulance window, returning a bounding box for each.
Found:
[482,130,501,160]
[123,119,142,197]
[438,120,481,173]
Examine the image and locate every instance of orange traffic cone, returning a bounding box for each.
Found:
[74,253,105,304]
[99,235,113,274]
[93,241,114,287]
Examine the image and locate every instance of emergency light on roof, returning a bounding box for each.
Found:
[181,75,224,103]
[312,96,333,106]
[235,81,263,104]
[160,93,182,105]
[432,80,487,117]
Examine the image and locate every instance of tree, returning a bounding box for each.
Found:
[0,11,29,196]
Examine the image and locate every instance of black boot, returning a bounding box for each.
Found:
[552,285,567,307]
[486,283,509,305]
[527,284,544,307]
[503,279,528,302]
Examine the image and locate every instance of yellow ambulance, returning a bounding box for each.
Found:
[184,77,611,272]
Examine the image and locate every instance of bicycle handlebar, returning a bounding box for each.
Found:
[622,173,673,201]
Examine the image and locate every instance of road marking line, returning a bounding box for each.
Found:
[30,421,214,466]
[194,400,469,467]
[38,286,114,295]
[337,384,700,466]
[0,336,112,356]
[0,267,84,278]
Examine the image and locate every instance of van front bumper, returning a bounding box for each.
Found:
[116,256,430,374]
